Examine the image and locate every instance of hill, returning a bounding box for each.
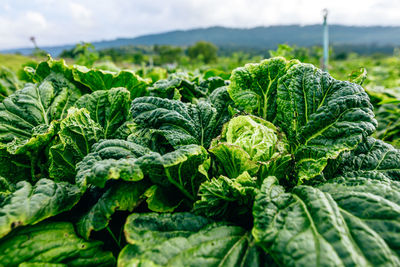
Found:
[2,25,400,56]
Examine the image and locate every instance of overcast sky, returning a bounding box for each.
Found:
[1,0,399,50]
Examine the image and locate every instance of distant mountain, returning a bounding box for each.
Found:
[3,25,400,56]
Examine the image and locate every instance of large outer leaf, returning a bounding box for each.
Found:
[123,212,211,246]
[0,179,81,238]
[229,59,377,183]
[139,144,209,201]
[76,181,148,239]
[119,212,263,267]
[325,137,400,181]
[72,66,149,99]
[318,175,400,257]
[49,108,104,182]
[228,57,299,121]
[75,87,131,138]
[0,221,115,266]
[276,64,377,182]
[24,57,74,85]
[76,139,208,202]
[0,74,81,154]
[75,139,150,189]
[130,96,228,149]
[252,176,400,266]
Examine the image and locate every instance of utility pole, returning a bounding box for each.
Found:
[322,9,329,71]
[30,36,39,50]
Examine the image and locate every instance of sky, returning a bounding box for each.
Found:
[1,0,400,50]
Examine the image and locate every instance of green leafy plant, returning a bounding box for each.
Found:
[0,56,399,267]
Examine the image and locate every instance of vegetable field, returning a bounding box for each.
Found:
[0,54,400,267]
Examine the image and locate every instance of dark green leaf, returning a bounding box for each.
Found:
[120,212,263,267]
[228,57,299,121]
[253,176,400,266]
[0,179,81,238]
[124,212,211,246]
[77,181,148,239]
[0,74,81,155]
[131,96,228,149]
[75,139,150,189]
[0,221,115,266]
[0,148,31,184]
[139,144,209,201]
[277,64,377,182]
[144,185,182,212]
[75,87,131,138]
[325,137,400,181]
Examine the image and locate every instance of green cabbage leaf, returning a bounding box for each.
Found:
[252,175,400,266]
[119,212,264,267]
[0,221,115,266]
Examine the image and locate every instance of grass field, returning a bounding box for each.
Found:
[0,54,42,71]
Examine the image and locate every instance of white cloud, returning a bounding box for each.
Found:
[68,2,93,27]
[25,11,48,29]
[0,0,400,50]
[3,3,11,11]
[0,10,48,49]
